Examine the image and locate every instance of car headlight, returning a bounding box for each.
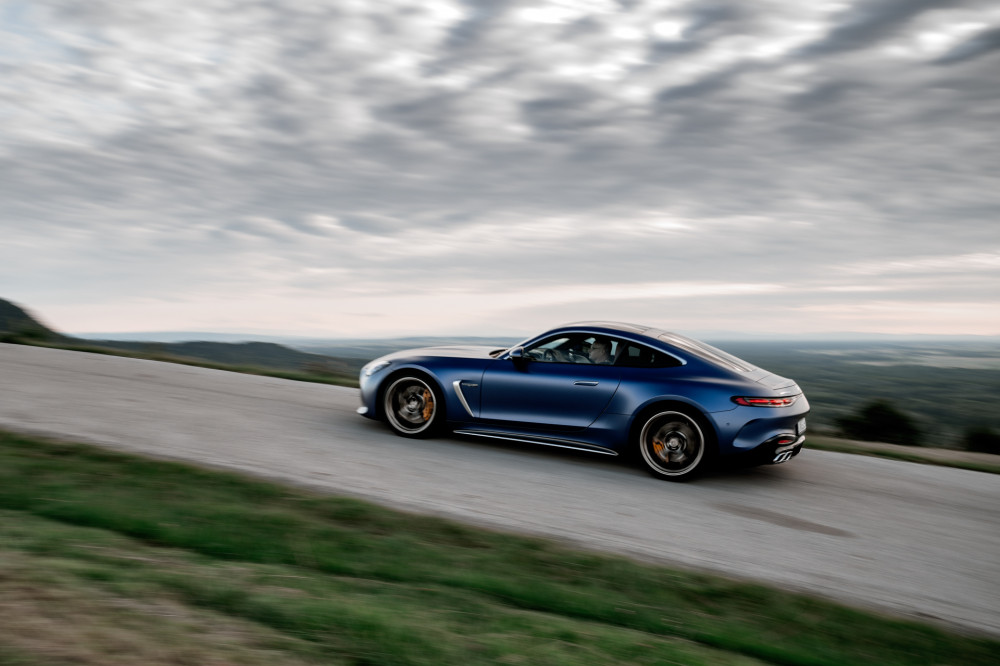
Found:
[363,360,392,377]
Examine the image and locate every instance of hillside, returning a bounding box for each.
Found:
[92,339,365,375]
[0,298,66,343]
[0,297,362,377]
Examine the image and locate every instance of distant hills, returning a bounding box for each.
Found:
[88,339,364,375]
[0,298,67,343]
[0,297,363,376]
[73,331,522,357]
[0,297,517,377]
[0,297,517,376]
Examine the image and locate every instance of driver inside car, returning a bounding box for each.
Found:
[588,338,612,364]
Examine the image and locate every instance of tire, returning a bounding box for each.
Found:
[637,409,714,480]
[382,374,443,438]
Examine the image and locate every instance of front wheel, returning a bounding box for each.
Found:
[637,410,713,480]
[383,375,443,438]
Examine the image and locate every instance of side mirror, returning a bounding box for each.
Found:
[508,347,526,362]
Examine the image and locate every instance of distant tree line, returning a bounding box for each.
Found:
[0,324,53,345]
[836,399,999,454]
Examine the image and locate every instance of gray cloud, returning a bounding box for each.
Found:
[0,0,997,335]
[934,25,1000,64]
[795,0,964,58]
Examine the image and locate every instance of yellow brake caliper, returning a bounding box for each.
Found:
[653,438,666,459]
[422,389,434,421]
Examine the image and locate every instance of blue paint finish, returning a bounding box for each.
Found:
[481,360,621,429]
[581,412,633,450]
[729,396,811,451]
[358,323,810,470]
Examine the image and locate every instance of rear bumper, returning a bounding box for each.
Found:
[725,407,808,454]
[765,434,805,464]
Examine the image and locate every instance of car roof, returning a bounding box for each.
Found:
[551,321,661,336]
[543,322,756,373]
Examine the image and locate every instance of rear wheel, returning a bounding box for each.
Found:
[383,375,442,438]
[637,410,713,480]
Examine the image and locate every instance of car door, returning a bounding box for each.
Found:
[480,335,622,429]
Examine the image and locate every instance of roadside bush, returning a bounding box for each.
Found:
[302,358,354,378]
[962,427,1000,455]
[836,399,923,446]
[0,325,50,344]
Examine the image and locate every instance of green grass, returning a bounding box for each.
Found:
[0,430,996,665]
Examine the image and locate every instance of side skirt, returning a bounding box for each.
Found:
[453,429,619,456]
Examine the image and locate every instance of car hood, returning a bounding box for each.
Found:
[381,345,504,361]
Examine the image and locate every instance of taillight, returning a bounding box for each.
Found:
[732,395,799,407]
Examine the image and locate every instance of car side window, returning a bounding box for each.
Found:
[524,336,575,363]
[526,334,624,364]
[614,342,683,368]
[582,336,618,365]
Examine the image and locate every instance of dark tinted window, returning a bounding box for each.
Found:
[614,342,683,368]
[657,333,755,372]
[526,334,623,365]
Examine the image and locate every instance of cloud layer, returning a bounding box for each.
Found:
[2,0,998,336]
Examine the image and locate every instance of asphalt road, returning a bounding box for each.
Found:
[2,343,998,636]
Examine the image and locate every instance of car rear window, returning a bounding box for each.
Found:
[656,333,756,372]
[615,343,683,368]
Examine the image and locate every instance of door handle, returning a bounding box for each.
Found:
[574,381,599,386]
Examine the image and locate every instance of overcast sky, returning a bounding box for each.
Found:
[2,0,998,339]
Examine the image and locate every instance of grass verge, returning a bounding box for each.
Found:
[805,435,1000,475]
[0,430,996,665]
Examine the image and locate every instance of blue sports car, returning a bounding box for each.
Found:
[358,322,809,480]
